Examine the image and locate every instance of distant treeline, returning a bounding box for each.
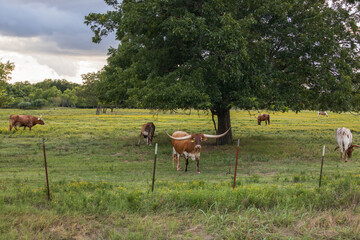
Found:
[2,73,106,109]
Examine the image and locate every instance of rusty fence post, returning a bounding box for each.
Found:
[152,143,158,192]
[319,145,325,188]
[42,137,51,201]
[233,139,240,190]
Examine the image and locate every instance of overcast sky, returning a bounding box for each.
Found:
[0,0,118,84]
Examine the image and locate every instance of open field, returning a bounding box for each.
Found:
[2,108,360,239]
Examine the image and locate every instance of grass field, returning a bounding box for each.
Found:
[2,108,360,239]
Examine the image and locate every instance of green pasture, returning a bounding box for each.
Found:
[2,108,360,239]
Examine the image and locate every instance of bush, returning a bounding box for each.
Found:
[18,102,31,109]
[32,99,47,108]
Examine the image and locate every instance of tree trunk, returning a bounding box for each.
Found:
[216,108,233,145]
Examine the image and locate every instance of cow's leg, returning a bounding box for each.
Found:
[14,125,18,131]
[185,156,189,172]
[172,148,181,171]
[196,158,200,174]
[29,126,31,131]
[23,126,26,130]
[176,154,181,170]
[344,150,348,162]
[340,151,343,162]
[137,133,143,145]
[9,125,12,131]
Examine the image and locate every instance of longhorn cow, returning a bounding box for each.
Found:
[334,127,360,162]
[9,114,45,131]
[318,111,329,117]
[166,128,231,174]
[258,114,270,125]
[137,122,155,146]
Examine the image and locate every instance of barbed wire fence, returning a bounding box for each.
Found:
[0,138,332,194]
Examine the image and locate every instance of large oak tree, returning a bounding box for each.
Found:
[86,0,360,144]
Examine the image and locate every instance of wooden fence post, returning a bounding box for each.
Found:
[152,143,158,192]
[233,139,240,190]
[42,137,51,201]
[319,145,325,188]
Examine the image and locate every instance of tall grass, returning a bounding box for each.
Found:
[2,108,360,239]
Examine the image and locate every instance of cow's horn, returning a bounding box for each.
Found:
[203,128,231,138]
[165,131,192,140]
[334,146,340,151]
[352,144,360,148]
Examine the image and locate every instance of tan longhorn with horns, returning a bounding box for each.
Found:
[166,128,231,174]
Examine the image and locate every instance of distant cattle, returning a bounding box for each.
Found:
[334,127,360,162]
[258,114,270,125]
[166,128,231,174]
[137,122,155,146]
[9,114,45,131]
[318,111,329,117]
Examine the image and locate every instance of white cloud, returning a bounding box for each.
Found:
[0,0,118,84]
[1,46,107,84]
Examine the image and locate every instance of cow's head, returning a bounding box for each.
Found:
[37,115,45,125]
[166,128,231,151]
[334,144,360,158]
[346,144,360,158]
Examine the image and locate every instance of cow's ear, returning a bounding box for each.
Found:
[202,136,208,141]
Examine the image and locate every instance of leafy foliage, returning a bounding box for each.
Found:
[85,0,360,144]
[4,75,103,108]
[0,60,15,106]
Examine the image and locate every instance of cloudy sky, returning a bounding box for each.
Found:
[0,0,118,84]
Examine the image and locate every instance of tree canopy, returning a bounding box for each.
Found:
[4,75,104,109]
[85,0,360,144]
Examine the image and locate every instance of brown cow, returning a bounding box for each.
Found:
[166,128,231,174]
[137,122,155,146]
[9,114,45,131]
[258,114,270,125]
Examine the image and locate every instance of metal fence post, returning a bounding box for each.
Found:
[152,143,158,192]
[233,139,240,190]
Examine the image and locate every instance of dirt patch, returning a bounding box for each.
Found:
[185,225,214,240]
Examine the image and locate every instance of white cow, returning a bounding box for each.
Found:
[335,127,360,162]
[318,111,329,117]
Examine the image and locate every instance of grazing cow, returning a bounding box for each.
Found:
[166,128,231,174]
[318,111,329,117]
[9,114,45,131]
[334,127,360,162]
[258,114,270,125]
[137,122,155,146]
